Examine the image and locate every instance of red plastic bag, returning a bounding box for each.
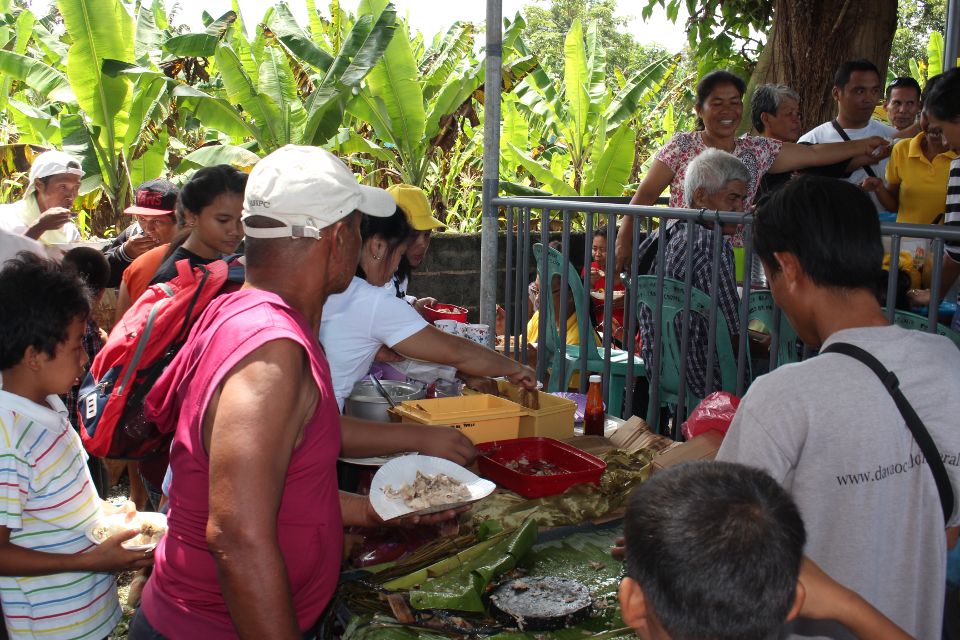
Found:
[681,392,741,440]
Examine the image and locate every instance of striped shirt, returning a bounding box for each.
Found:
[946,158,960,332]
[0,384,120,639]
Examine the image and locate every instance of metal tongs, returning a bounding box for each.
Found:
[369,375,398,408]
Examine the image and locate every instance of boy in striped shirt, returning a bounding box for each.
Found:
[0,254,152,639]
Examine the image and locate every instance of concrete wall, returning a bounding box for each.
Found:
[407,232,587,321]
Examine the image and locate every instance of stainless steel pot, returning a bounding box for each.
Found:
[345,380,426,422]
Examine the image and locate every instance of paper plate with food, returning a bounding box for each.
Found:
[370,455,495,521]
[86,503,168,552]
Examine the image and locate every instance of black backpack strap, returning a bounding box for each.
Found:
[830,120,877,178]
[822,342,954,523]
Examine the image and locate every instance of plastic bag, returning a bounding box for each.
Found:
[681,391,740,440]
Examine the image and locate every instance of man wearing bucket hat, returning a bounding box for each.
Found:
[385,183,445,308]
[0,150,83,245]
[130,146,469,640]
[102,179,180,287]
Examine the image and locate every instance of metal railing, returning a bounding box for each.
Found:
[494,195,960,435]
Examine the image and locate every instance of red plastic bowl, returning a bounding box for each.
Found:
[422,303,468,323]
[476,437,606,499]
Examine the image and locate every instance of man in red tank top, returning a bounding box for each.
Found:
[131,147,469,640]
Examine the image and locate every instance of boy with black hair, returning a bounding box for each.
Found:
[0,253,152,639]
[717,175,960,639]
[619,461,912,639]
[60,247,111,497]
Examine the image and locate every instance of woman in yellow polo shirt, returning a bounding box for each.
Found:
[868,74,958,224]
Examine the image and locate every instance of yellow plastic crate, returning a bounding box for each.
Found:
[389,394,523,444]
[487,381,576,440]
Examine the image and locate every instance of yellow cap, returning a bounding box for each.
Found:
[386,184,445,231]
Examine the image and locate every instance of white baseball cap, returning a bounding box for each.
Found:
[241,145,395,239]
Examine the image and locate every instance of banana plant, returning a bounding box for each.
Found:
[346,1,534,188]
[174,0,397,156]
[504,18,677,198]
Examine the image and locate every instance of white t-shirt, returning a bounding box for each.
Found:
[717,325,960,640]
[320,276,428,409]
[798,119,896,211]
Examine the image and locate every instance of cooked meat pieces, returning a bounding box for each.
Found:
[384,471,472,510]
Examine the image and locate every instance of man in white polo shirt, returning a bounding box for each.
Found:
[799,59,896,212]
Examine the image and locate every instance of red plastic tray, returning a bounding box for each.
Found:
[422,303,468,324]
[476,437,607,499]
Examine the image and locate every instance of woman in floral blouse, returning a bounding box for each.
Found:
[615,71,888,270]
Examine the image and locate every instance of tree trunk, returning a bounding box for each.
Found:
[748,0,898,133]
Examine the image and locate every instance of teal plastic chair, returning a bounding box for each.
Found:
[747,290,800,366]
[635,275,740,422]
[892,309,960,349]
[532,244,639,417]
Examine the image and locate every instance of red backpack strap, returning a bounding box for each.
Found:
[175,258,196,283]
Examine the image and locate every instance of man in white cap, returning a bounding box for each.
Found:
[129,146,469,640]
[0,150,83,244]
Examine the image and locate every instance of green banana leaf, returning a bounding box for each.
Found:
[172,84,264,144]
[205,9,236,38]
[324,5,396,88]
[302,4,395,145]
[928,32,944,79]
[134,2,165,64]
[563,19,590,159]
[508,143,577,197]
[151,0,169,31]
[362,7,426,165]
[342,526,632,640]
[604,55,676,132]
[60,113,105,195]
[0,50,76,104]
[228,6,260,86]
[329,128,394,162]
[582,122,635,197]
[58,0,135,143]
[164,33,220,57]
[123,75,171,151]
[267,1,333,73]
[258,45,306,146]
[6,98,61,146]
[216,43,282,150]
[383,519,538,613]
[421,23,474,99]
[584,21,608,114]
[177,144,261,172]
[500,94,528,174]
[499,181,551,197]
[127,129,167,189]
[423,72,478,142]
[304,0,326,41]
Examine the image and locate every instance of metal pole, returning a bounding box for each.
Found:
[480,0,503,344]
[946,0,960,70]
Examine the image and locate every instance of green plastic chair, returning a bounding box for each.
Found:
[747,290,800,366]
[635,275,740,422]
[891,309,960,349]
[532,244,639,417]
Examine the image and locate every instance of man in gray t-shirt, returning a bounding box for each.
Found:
[717,175,960,640]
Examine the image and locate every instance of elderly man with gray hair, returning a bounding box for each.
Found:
[637,148,752,401]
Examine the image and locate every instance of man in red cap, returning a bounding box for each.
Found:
[102,179,180,287]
